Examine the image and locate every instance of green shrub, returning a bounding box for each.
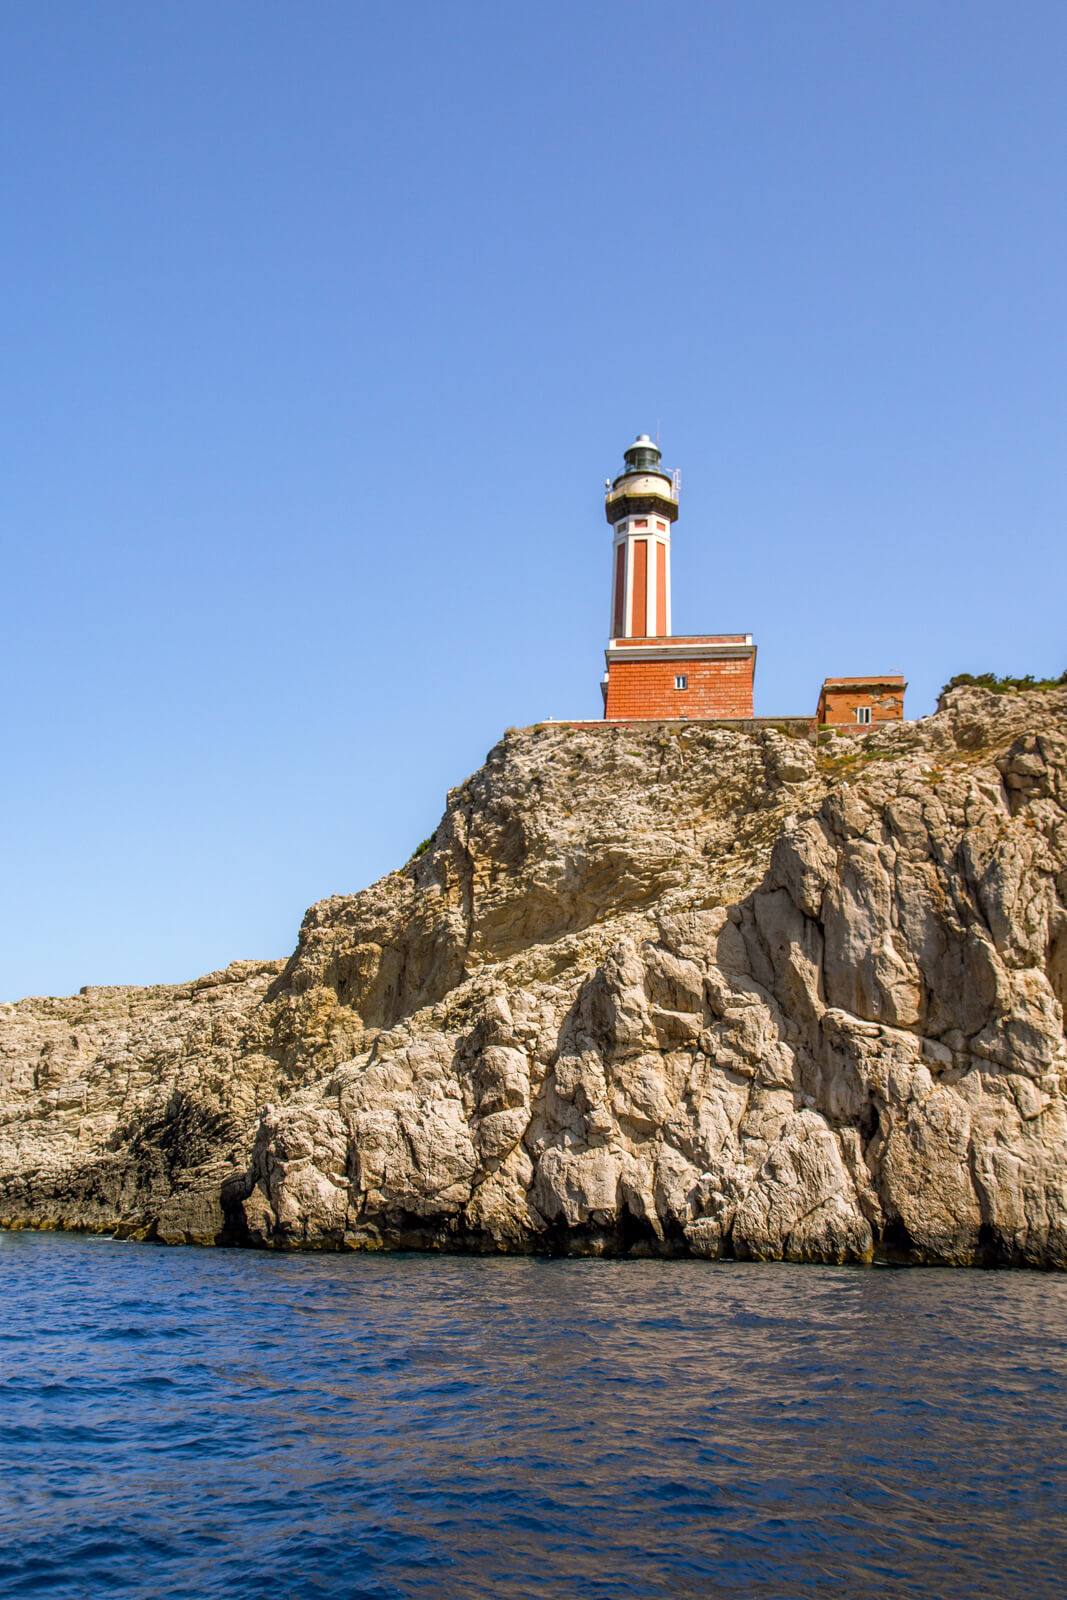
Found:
[942,670,1067,697]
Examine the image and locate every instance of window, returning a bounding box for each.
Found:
[855,705,872,724]
[635,518,648,528]
[675,674,688,690]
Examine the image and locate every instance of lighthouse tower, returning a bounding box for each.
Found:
[606,434,678,639]
[601,435,757,720]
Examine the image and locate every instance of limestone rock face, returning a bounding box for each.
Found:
[3,686,1067,1266]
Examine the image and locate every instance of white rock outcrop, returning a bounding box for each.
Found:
[2,686,1066,1266]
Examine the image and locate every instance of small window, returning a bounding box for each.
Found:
[635,518,648,528]
[675,674,688,690]
[856,705,872,724]
[655,520,666,530]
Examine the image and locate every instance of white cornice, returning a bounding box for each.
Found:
[606,640,755,664]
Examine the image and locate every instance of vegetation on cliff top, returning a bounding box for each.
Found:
[941,670,1067,696]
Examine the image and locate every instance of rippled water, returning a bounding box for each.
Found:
[1,1235,1066,1597]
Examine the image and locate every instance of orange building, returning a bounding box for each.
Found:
[601,436,756,720]
[815,675,907,730]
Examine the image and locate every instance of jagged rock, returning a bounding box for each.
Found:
[2,687,1067,1266]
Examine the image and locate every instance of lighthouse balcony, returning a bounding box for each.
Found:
[604,478,679,524]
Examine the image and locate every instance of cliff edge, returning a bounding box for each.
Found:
[2,685,1066,1266]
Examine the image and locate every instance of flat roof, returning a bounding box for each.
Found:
[821,675,906,687]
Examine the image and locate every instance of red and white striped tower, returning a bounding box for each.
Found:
[605,434,678,640]
[600,434,757,720]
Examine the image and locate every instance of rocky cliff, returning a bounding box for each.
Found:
[3,685,1066,1267]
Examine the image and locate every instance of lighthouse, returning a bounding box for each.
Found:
[601,435,757,720]
[605,434,678,639]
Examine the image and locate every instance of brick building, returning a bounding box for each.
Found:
[595,434,907,730]
[815,675,907,731]
[601,435,756,720]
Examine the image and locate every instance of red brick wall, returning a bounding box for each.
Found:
[819,689,904,727]
[605,655,755,719]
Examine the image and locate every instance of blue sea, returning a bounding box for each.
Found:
[1,1233,1065,1598]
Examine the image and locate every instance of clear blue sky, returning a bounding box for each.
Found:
[2,2,1065,1000]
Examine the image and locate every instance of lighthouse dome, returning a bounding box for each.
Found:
[623,434,663,475]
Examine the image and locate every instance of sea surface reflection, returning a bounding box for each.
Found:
[1,1232,1065,1597]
